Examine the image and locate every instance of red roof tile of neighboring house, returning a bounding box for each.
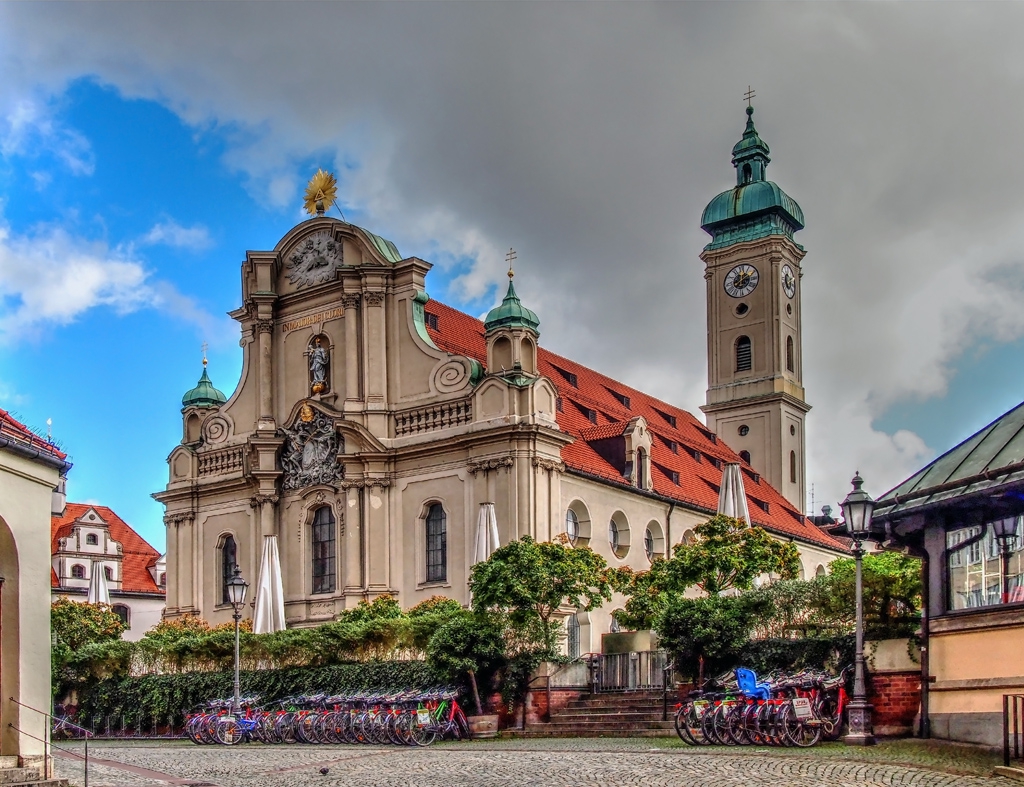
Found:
[52,503,164,595]
[424,300,845,551]
[0,408,67,460]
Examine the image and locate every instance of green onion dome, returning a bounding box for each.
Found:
[181,364,227,410]
[484,277,540,334]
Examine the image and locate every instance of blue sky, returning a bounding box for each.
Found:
[5,4,1024,551]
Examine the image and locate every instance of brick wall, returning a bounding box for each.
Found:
[868,670,921,737]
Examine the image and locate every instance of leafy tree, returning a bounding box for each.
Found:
[470,536,612,653]
[657,593,755,681]
[813,552,922,639]
[611,515,802,630]
[426,612,505,715]
[51,598,127,697]
[667,514,801,595]
[52,597,127,650]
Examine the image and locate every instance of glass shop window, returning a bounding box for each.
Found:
[947,520,1024,611]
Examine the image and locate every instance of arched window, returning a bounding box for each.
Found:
[104,566,113,581]
[112,604,130,626]
[644,527,654,561]
[610,612,622,634]
[565,508,579,546]
[425,504,447,583]
[71,564,85,579]
[786,336,795,373]
[85,533,98,546]
[742,163,752,184]
[635,448,647,489]
[735,336,752,372]
[221,534,237,605]
[609,519,620,554]
[567,614,581,660]
[739,450,751,464]
[790,451,798,484]
[311,506,336,594]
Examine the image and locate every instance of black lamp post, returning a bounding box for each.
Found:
[992,516,1020,604]
[839,471,877,746]
[225,565,248,712]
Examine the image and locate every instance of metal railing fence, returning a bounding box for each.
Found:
[1004,694,1024,767]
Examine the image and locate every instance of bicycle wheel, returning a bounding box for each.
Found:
[780,705,822,748]
[409,709,437,747]
[214,718,244,745]
[815,693,843,741]
[453,707,471,741]
[673,705,695,744]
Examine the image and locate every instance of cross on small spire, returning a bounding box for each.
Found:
[743,85,756,107]
[506,247,517,279]
[201,341,208,366]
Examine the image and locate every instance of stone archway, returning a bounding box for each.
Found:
[0,515,20,758]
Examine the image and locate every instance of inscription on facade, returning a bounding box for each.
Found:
[281,308,345,333]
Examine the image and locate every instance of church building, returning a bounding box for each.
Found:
[156,109,844,648]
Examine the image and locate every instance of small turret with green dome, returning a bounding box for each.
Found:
[181,358,227,411]
[700,105,804,250]
[484,267,540,335]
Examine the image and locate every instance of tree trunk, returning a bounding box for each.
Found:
[468,669,484,716]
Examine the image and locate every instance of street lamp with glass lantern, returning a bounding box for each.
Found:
[225,565,248,712]
[992,515,1020,604]
[836,471,878,746]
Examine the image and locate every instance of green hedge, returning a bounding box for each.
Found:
[77,661,444,729]
[736,635,855,676]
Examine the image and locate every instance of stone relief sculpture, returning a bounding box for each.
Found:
[309,336,330,394]
[286,229,343,288]
[281,404,344,490]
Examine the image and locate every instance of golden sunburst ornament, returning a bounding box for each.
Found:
[303,169,338,216]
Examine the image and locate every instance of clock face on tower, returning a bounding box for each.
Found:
[724,264,759,298]
[781,264,796,299]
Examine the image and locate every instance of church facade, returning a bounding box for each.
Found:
[156,109,844,649]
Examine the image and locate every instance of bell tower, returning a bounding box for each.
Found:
[699,104,810,510]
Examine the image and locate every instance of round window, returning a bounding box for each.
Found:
[790,425,796,436]
[738,425,749,437]
[566,508,579,546]
[735,303,749,317]
[644,528,654,561]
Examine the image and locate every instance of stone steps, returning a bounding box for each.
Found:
[534,690,678,737]
[0,767,68,787]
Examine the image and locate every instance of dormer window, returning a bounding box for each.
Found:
[86,533,98,546]
[71,564,85,579]
[424,312,440,330]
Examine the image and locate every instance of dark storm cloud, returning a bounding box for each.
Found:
[5,2,1024,508]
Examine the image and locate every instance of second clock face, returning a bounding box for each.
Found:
[724,264,759,298]
[781,264,797,298]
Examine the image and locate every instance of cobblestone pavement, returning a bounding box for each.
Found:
[53,738,1006,787]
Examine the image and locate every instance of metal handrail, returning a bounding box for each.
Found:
[7,697,92,787]
[6,724,89,787]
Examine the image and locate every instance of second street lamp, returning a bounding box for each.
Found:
[226,565,249,713]
[838,471,877,746]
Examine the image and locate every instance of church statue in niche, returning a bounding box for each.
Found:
[281,404,344,490]
[309,336,330,395]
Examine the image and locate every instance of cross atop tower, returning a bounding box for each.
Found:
[201,341,208,366]
[743,85,756,107]
[506,247,517,279]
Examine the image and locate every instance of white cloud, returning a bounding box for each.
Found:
[140,219,212,251]
[0,96,94,175]
[4,3,1024,509]
[0,221,229,342]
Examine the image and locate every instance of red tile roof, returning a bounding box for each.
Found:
[0,408,67,460]
[426,301,844,551]
[51,503,164,595]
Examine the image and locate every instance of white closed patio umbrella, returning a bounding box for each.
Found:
[87,561,111,605]
[253,535,286,634]
[473,502,501,565]
[718,463,751,525]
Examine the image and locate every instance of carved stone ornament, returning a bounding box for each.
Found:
[280,405,344,490]
[255,319,275,335]
[532,458,566,473]
[364,290,386,306]
[340,478,392,490]
[341,293,361,309]
[249,494,280,508]
[286,230,343,288]
[468,456,515,475]
[164,512,195,528]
